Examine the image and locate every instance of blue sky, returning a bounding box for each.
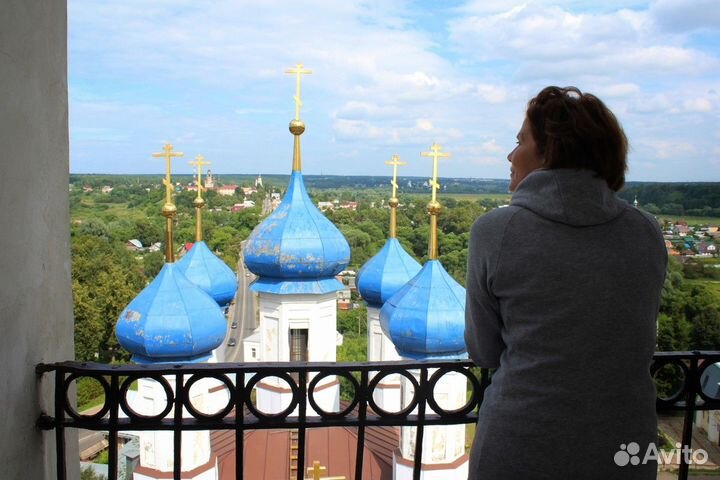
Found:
[69,0,720,181]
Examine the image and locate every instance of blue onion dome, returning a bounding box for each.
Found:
[116,262,227,364]
[357,238,421,307]
[243,170,350,293]
[380,260,467,360]
[175,241,237,307]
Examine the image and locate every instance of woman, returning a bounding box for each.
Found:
[465,86,667,479]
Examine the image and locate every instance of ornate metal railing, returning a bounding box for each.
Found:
[36,352,720,480]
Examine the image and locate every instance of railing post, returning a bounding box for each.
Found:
[107,373,119,480]
[235,370,245,480]
[296,369,307,480]
[354,369,369,480]
[54,369,66,480]
[678,352,699,480]
[173,371,183,480]
[412,367,428,480]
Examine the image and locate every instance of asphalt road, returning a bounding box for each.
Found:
[220,242,256,363]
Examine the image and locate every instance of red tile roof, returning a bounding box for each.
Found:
[209,403,400,479]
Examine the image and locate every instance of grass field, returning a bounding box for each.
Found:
[656,214,720,226]
[685,279,720,295]
[71,199,150,222]
[405,192,511,202]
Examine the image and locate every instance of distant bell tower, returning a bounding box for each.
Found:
[243,64,351,416]
[255,173,263,188]
[205,169,215,190]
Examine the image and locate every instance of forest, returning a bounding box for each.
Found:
[69,174,720,377]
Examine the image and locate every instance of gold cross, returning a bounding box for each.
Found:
[385,154,407,199]
[189,154,210,199]
[285,62,312,120]
[307,461,326,480]
[152,143,184,205]
[420,143,450,203]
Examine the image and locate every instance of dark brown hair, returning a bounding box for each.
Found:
[526,86,628,191]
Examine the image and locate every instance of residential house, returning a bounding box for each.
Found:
[216,185,239,196]
[126,239,143,252]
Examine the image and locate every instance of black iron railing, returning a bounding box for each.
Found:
[36,352,720,480]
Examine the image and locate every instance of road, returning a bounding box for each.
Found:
[78,429,106,460]
[220,242,257,363]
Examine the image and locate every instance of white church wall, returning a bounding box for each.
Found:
[396,369,468,478]
[367,306,403,412]
[256,292,340,416]
[134,377,214,475]
[393,452,469,480]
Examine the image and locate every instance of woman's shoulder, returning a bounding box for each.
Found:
[471,205,523,232]
[469,206,524,250]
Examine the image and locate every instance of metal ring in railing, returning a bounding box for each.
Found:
[183,373,236,420]
[63,372,111,421]
[651,358,689,407]
[118,374,174,421]
[307,369,359,418]
[244,371,300,420]
[426,366,481,417]
[367,368,420,418]
[695,358,720,408]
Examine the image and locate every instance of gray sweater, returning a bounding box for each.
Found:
[465,169,667,479]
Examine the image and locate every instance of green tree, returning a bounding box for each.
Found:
[143,251,165,278]
[73,280,103,361]
[685,285,720,349]
[133,219,163,246]
[80,465,107,480]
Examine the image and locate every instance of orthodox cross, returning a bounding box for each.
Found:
[152,143,184,204]
[285,63,312,120]
[385,154,406,199]
[305,460,345,480]
[420,142,450,203]
[189,154,210,199]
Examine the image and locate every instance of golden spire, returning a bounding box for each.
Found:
[385,154,406,239]
[189,154,210,242]
[285,63,312,172]
[152,143,184,262]
[420,143,450,260]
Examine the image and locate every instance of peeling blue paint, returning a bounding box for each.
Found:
[243,170,350,285]
[357,238,421,307]
[380,260,467,360]
[115,262,227,363]
[175,241,237,307]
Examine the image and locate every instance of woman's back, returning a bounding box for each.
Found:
[465,168,667,479]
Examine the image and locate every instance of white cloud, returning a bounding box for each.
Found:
[475,84,508,103]
[650,0,720,33]
[416,118,434,131]
[683,98,712,113]
[334,101,401,120]
[638,139,696,159]
[592,83,641,98]
[67,0,720,180]
[481,139,505,154]
[630,93,672,114]
[448,2,717,79]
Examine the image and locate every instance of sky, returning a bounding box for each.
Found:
[69,0,720,181]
